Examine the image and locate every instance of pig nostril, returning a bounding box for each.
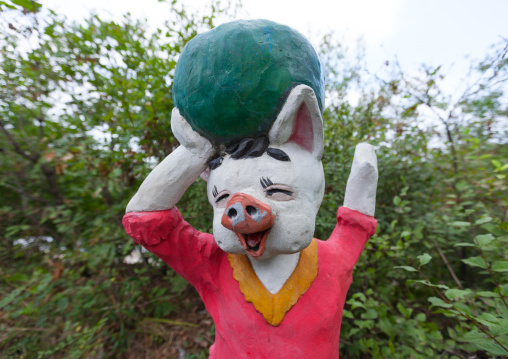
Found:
[227,208,237,219]
[246,206,257,216]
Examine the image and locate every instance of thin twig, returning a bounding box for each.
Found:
[439,349,468,359]
[142,317,198,328]
[432,239,463,289]
[6,327,51,332]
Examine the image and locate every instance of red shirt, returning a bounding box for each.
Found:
[123,206,376,359]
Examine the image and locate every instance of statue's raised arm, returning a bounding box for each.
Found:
[344,142,378,217]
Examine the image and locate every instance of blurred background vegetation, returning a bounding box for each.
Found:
[0,0,507,358]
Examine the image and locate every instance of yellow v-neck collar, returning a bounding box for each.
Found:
[228,239,318,326]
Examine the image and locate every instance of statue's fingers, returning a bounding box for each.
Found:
[351,143,377,171]
[171,108,213,158]
[171,108,195,146]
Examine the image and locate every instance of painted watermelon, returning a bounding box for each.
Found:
[173,19,325,146]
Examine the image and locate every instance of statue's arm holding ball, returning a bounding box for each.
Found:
[122,109,219,288]
[126,109,213,213]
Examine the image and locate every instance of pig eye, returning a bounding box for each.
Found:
[214,190,231,208]
[263,184,296,201]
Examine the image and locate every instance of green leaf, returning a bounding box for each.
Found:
[394,266,417,272]
[445,288,470,300]
[454,242,476,247]
[347,300,365,309]
[352,292,366,301]
[476,234,495,246]
[342,309,354,319]
[455,180,468,191]
[475,217,493,225]
[415,313,427,322]
[0,286,26,308]
[408,280,449,290]
[0,1,17,9]
[378,317,396,337]
[397,302,413,318]
[11,0,40,10]
[354,319,374,330]
[452,221,470,227]
[433,308,460,316]
[491,159,501,168]
[348,328,361,337]
[492,261,508,272]
[361,308,379,320]
[477,313,501,323]
[463,329,508,355]
[476,291,500,298]
[400,230,411,238]
[454,301,475,316]
[462,256,487,269]
[497,163,508,172]
[428,297,452,308]
[109,167,122,178]
[393,196,401,206]
[170,274,188,293]
[417,253,432,266]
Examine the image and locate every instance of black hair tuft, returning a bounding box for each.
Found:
[209,157,223,170]
[226,136,270,160]
[209,136,284,171]
[266,148,291,162]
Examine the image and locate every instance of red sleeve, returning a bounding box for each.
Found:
[122,207,222,291]
[327,206,377,271]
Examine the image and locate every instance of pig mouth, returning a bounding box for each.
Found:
[235,229,270,258]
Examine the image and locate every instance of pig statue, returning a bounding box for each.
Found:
[123,20,378,359]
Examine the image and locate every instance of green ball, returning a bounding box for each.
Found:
[173,19,325,146]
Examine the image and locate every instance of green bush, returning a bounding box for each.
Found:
[0,0,507,357]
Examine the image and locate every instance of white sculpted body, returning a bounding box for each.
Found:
[126,85,378,294]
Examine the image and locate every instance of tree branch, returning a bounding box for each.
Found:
[40,162,64,204]
[0,119,64,204]
[0,182,51,205]
[0,119,40,163]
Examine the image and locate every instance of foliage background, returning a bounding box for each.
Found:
[0,0,507,358]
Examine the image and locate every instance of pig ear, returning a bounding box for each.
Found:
[268,84,324,160]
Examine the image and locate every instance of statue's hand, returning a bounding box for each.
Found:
[171,108,213,160]
[343,143,378,216]
[125,109,213,213]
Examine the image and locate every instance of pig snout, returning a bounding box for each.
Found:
[221,193,275,233]
[221,193,275,258]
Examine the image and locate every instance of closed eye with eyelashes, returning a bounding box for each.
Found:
[213,189,231,208]
[216,193,230,203]
[266,188,294,196]
[260,179,296,201]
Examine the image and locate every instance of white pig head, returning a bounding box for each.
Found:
[205,85,325,260]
